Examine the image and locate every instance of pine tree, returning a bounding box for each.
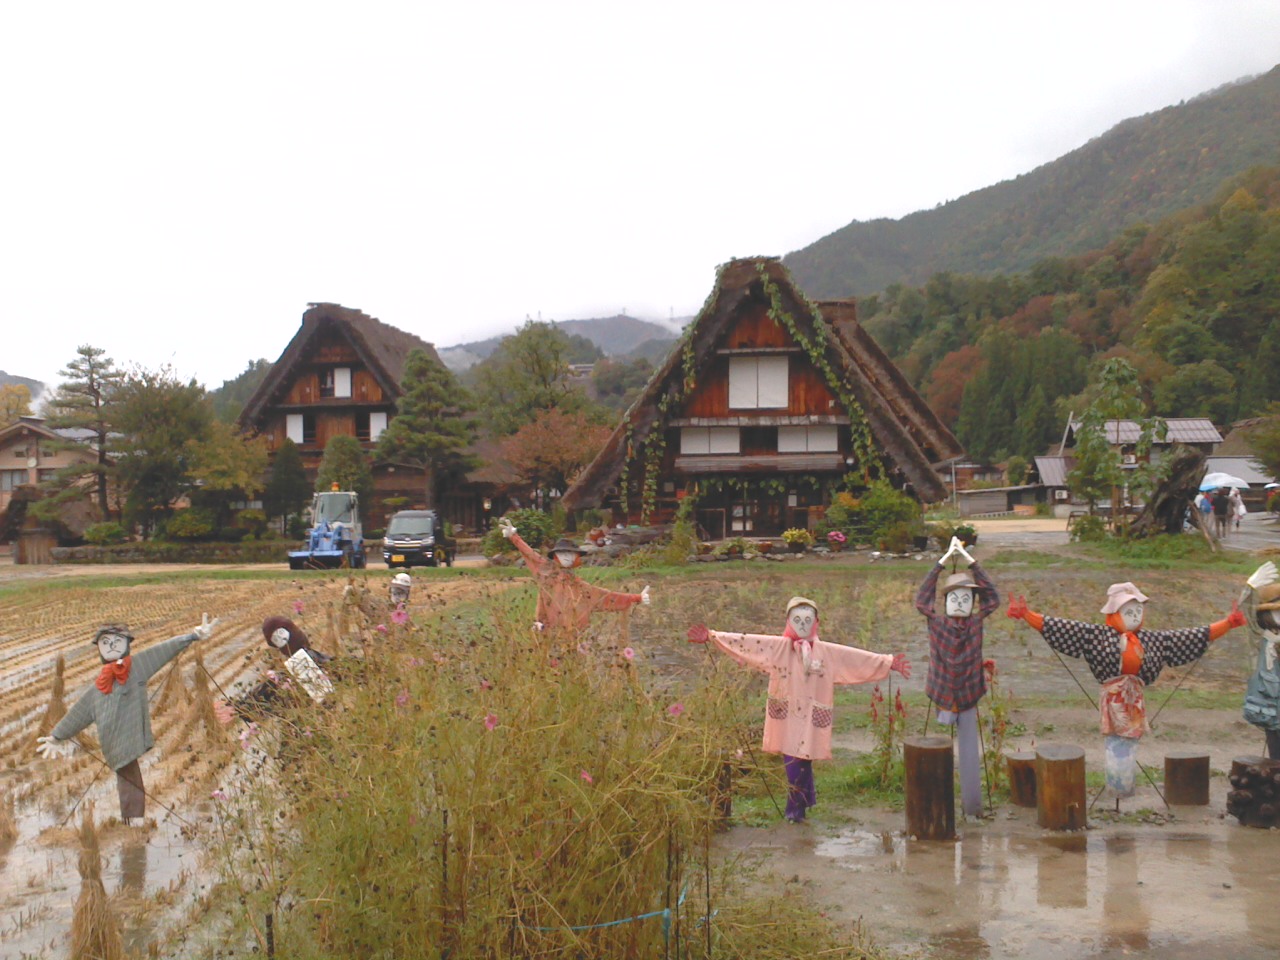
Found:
[376,350,474,509]
[45,345,125,517]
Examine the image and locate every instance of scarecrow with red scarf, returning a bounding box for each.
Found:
[1008,584,1243,797]
[688,597,911,823]
[35,615,219,821]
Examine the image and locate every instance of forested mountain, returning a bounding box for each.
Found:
[439,315,676,371]
[786,66,1280,300]
[209,359,272,422]
[0,371,44,401]
[856,165,1280,462]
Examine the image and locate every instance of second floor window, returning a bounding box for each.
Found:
[728,356,788,409]
[320,367,352,399]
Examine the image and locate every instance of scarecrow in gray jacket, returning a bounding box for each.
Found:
[36,614,219,821]
[1240,561,1280,758]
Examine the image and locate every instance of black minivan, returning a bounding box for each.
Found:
[382,510,456,568]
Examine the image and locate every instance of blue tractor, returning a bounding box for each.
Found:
[288,489,367,569]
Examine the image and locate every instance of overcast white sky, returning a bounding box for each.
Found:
[4,1,1280,395]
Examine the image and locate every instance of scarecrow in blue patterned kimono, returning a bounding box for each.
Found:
[35,615,219,821]
[915,536,999,817]
[1008,583,1244,799]
[1239,561,1280,758]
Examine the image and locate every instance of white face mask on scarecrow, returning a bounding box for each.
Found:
[786,602,817,641]
[270,627,291,649]
[548,538,584,569]
[390,572,412,605]
[95,625,133,663]
[1118,599,1145,632]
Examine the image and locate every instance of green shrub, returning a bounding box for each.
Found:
[854,480,921,544]
[236,508,268,538]
[83,521,128,545]
[217,526,249,543]
[481,508,556,556]
[164,507,217,541]
[1069,514,1107,542]
[877,520,914,553]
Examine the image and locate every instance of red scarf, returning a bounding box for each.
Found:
[1105,613,1144,674]
[783,620,819,650]
[96,656,132,694]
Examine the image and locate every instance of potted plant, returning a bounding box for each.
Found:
[953,523,978,547]
[782,528,814,553]
[715,536,751,559]
[826,529,848,553]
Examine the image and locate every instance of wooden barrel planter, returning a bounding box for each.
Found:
[1035,744,1087,831]
[1006,751,1038,807]
[1226,755,1280,828]
[904,736,955,840]
[1164,751,1210,805]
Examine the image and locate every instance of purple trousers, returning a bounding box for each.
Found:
[783,755,816,821]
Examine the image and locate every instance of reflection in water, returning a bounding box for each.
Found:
[1227,826,1280,944]
[1102,834,1150,952]
[1036,833,1087,910]
[119,839,147,893]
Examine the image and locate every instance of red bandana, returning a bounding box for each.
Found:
[96,656,133,694]
[1105,612,1144,674]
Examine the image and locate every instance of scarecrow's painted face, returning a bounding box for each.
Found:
[554,551,579,569]
[270,627,291,649]
[945,588,975,618]
[787,604,817,640]
[97,632,130,662]
[1119,599,1145,631]
[1259,608,1280,632]
[390,583,411,604]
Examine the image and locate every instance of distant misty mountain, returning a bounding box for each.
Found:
[438,314,681,371]
[0,370,45,403]
[785,66,1280,299]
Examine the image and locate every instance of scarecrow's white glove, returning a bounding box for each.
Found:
[938,536,962,566]
[1246,562,1278,591]
[193,613,220,641]
[533,620,545,632]
[640,585,651,605]
[957,542,976,566]
[499,518,516,540]
[36,735,77,760]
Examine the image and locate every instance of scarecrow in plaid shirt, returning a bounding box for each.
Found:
[915,536,999,817]
[36,615,219,822]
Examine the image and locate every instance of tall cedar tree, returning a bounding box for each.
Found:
[45,345,125,517]
[376,349,474,509]
[111,367,214,536]
[263,438,311,524]
[315,435,375,510]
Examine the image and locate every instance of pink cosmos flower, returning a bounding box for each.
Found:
[266,670,278,683]
[484,713,499,731]
[408,656,424,667]
[549,657,560,668]
[480,678,492,691]
[580,769,594,784]
[238,722,258,750]
[622,647,635,661]
[210,788,228,801]
[292,600,304,615]
[667,702,685,718]
[391,608,409,625]
[375,624,388,633]
[396,689,410,708]
[577,642,590,655]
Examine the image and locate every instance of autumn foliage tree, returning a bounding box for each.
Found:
[0,384,32,426]
[500,408,611,496]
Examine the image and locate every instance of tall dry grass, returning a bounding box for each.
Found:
[210,586,883,958]
[30,653,69,744]
[70,802,125,960]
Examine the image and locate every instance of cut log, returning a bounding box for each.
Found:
[1226,755,1280,828]
[1036,744,1087,830]
[1163,751,1210,805]
[904,736,955,840]
[1006,751,1038,807]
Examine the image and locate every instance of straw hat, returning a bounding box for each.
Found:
[942,572,979,596]
[1100,582,1149,615]
[547,538,586,558]
[786,596,819,616]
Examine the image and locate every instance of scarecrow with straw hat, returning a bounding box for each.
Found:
[688,597,911,823]
[915,536,1000,817]
[35,615,220,822]
[1008,581,1245,799]
[1239,561,1280,757]
[498,517,649,635]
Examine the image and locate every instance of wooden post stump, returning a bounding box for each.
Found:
[1164,751,1210,805]
[904,736,954,840]
[1006,751,1037,807]
[1035,744,1086,831]
[1226,755,1280,828]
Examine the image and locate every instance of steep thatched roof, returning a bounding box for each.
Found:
[560,258,962,509]
[238,303,442,430]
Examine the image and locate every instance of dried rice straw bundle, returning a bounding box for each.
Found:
[153,656,192,714]
[29,654,69,745]
[70,802,125,960]
[189,648,226,742]
[0,791,17,845]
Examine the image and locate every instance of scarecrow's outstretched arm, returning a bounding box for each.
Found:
[1006,595,1044,631]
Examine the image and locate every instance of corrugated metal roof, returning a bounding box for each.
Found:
[1034,456,1073,488]
[1204,457,1277,485]
[1089,418,1222,444]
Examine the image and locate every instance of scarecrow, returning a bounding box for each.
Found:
[915,536,999,817]
[262,616,335,702]
[1239,561,1280,758]
[389,571,412,608]
[35,615,219,821]
[687,597,911,823]
[499,517,649,635]
[1007,583,1245,798]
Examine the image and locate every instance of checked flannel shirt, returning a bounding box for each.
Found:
[915,562,999,713]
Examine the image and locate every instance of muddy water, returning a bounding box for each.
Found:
[723,797,1280,960]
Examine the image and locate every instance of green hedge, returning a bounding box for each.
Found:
[51,540,295,564]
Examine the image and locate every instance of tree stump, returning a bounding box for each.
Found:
[1164,751,1210,805]
[904,736,954,840]
[1226,755,1280,828]
[1036,744,1086,831]
[1006,751,1038,807]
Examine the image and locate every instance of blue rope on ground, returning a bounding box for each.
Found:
[529,885,689,942]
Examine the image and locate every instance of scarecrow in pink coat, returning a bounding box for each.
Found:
[688,597,911,823]
[499,517,649,636]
